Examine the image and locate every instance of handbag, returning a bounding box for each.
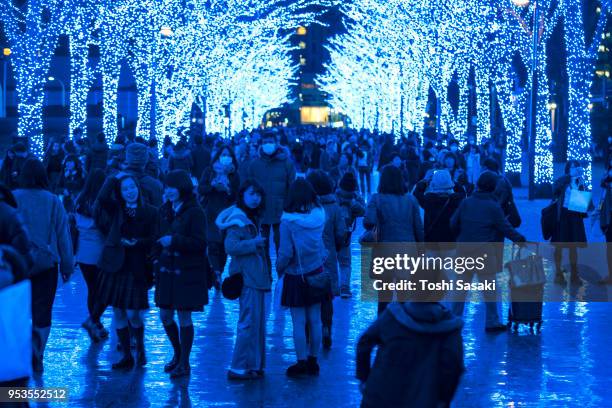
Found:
[0,280,32,382]
[541,200,558,241]
[30,198,57,276]
[221,273,243,300]
[504,244,546,288]
[291,229,330,298]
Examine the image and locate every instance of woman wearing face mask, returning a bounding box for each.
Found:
[95,173,158,370]
[58,154,85,212]
[550,161,592,284]
[43,140,64,194]
[155,170,208,378]
[198,146,240,289]
[217,180,270,380]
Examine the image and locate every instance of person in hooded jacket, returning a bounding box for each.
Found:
[248,132,296,278]
[356,274,464,408]
[277,178,327,378]
[306,170,347,350]
[198,145,240,289]
[155,170,208,379]
[216,180,270,380]
[335,172,365,298]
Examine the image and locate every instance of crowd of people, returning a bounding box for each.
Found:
[0,124,611,406]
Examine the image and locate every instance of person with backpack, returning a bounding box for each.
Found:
[335,172,365,298]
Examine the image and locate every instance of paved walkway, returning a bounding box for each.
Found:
[31,191,612,407]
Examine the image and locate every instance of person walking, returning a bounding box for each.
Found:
[216,180,270,380]
[155,170,209,378]
[277,178,327,378]
[550,160,592,284]
[198,146,240,289]
[306,170,347,349]
[74,169,109,343]
[13,159,74,373]
[95,173,158,369]
[248,132,296,278]
[363,165,424,315]
[356,299,464,408]
[450,171,526,332]
[336,172,365,298]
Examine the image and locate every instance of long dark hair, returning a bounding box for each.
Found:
[18,158,49,190]
[76,169,107,216]
[285,178,320,214]
[210,144,238,171]
[236,179,266,221]
[378,165,405,195]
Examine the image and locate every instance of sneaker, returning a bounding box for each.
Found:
[306,356,320,376]
[286,360,309,378]
[170,364,191,379]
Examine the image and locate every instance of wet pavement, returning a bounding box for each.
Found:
[32,191,612,407]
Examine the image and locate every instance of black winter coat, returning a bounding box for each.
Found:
[154,198,209,310]
[413,181,465,243]
[357,303,464,408]
[551,175,590,244]
[191,145,211,180]
[96,178,158,284]
[198,168,240,243]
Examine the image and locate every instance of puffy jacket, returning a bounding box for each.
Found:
[247,147,296,225]
[357,302,464,408]
[364,193,424,243]
[276,207,327,276]
[216,205,271,291]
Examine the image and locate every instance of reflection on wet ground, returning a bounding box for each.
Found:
[33,196,612,407]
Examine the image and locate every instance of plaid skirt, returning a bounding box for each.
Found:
[96,270,149,310]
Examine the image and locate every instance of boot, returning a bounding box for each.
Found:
[32,326,51,374]
[306,356,320,376]
[112,327,134,370]
[163,322,181,373]
[95,321,109,339]
[570,269,581,284]
[82,318,101,343]
[286,360,308,378]
[171,325,194,379]
[133,326,146,367]
[554,271,566,285]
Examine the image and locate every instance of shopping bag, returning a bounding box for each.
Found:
[505,246,546,288]
[568,190,592,213]
[0,280,32,382]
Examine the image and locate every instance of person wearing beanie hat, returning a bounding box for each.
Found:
[449,170,525,333]
[104,142,163,207]
[125,143,149,170]
[156,169,208,378]
[413,170,466,244]
[336,171,366,298]
[306,170,347,349]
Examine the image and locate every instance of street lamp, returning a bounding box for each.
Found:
[512,0,541,199]
[48,76,66,107]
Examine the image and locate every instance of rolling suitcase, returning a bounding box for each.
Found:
[505,244,545,333]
